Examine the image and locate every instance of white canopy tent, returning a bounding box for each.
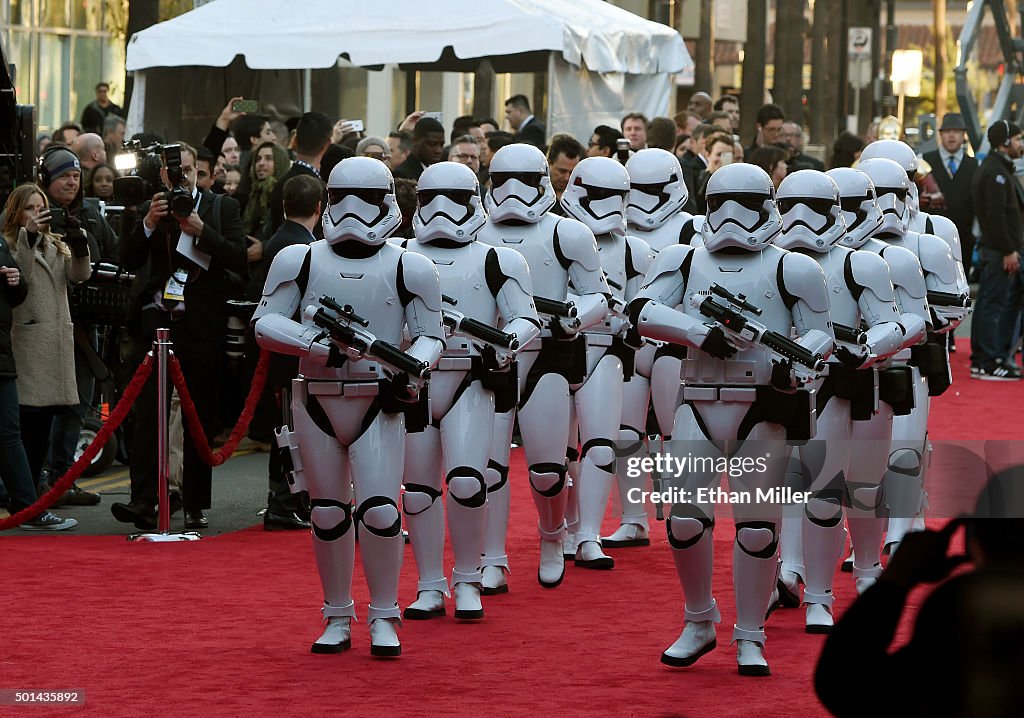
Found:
[125,0,691,144]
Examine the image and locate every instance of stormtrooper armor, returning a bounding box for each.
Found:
[774,170,906,632]
[558,156,653,568]
[399,162,540,622]
[253,157,445,656]
[629,163,834,676]
[600,148,701,548]
[858,157,968,555]
[477,144,610,591]
[860,139,968,293]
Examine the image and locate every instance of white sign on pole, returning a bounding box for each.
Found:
[848,27,872,59]
[891,49,923,98]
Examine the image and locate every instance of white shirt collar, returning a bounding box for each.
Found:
[520,114,535,130]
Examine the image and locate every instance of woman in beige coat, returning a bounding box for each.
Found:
[1,184,91,488]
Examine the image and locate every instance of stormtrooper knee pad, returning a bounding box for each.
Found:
[887,447,922,479]
[735,521,779,559]
[618,426,645,457]
[310,499,353,541]
[886,447,924,516]
[668,503,715,549]
[403,484,443,516]
[355,497,402,538]
[486,459,510,493]
[581,439,617,473]
[529,462,568,497]
[446,468,488,509]
[803,493,844,528]
[847,482,884,514]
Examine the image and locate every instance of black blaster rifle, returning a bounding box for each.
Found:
[695,284,827,383]
[832,322,867,346]
[441,294,520,362]
[311,296,431,387]
[926,290,971,309]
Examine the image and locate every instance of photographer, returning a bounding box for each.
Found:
[112,142,246,531]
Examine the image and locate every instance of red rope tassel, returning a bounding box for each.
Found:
[0,355,155,531]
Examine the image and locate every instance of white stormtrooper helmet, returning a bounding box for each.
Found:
[322,157,402,245]
[413,161,486,244]
[826,167,883,249]
[857,158,909,236]
[700,163,782,252]
[860,139,920,213]
[625,148,689,229]
[775,170,846,252]
[484,143,555,223]
[559,156,630,236]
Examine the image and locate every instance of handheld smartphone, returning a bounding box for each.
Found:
[421,112,443,124]
[720,151,734,166]
[47,207,66,233]
[616,138,631,164]
[346,119,364,133]
[231,99,259,114]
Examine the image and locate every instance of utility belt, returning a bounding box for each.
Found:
[435,354,520,414]
[682,385,816,442]
[908,333,952,396]
[520,335,587,407]
[818,362,879,421]
[653,341,687,361]
[877,365,915,415]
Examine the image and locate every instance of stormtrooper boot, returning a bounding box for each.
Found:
[736,639,770,677]
[661,620,718,667]
[538,537,565,588]
[574,540,614,570]
[311,616,352,654]
[368,617,401,657]
[602,521,650,548]
[480,565,509,595]
[453,582,484,620]
[403,590,446,620]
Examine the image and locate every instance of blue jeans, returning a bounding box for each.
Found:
[970,247,1024,367]
[0,377,38,513]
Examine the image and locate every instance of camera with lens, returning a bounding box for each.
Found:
[113,141,192,218]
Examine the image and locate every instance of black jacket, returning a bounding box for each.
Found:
[923,149,978,241]
[267,163,326,239]
[392,155,427,181]
[80,100,123,135]
[0,235,29,378]
[246,219,314,302]
[972,151,1024,255]
[516,119,546,149]
[120,189,246,341]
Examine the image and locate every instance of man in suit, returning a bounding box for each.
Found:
[392,117,446,181]
[781,122,825,171]
[266,112,333,237]
[112,142,247,530]
[504,94,546,149]
[922,112,979,278]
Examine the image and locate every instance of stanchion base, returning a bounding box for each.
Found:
[127,531,203,542]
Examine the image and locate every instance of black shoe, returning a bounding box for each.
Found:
[63,484,102,506]
[168,491,184,516]
[264,510,312,531]
[38,481,70,508]
[184,510,208,529]
[111,500,156,525]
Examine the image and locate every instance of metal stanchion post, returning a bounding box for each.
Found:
[130,328,201,542]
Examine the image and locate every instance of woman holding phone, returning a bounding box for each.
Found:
[0,184,92,506]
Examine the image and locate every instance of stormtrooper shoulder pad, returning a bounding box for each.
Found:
[553,217,602,272]
[625,235,654,278]
[847,250,896,302]
[642,244,694,287]
[880,245,927,299]
[486,246,533,297]
[780,251,830,312]
[398,249,443,311]
[262,244,311,295]
[916,233,958,285]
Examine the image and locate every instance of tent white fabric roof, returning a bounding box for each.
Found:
[126,0,690,75]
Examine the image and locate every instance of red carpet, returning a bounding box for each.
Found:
[2,340,1017,718]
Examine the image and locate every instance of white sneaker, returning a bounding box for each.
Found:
[805,603,834,634]
[480,565,508,595]
[402,590,445,620]
[19,511,78,531]
[538,538,565,588]
[574,540,614,570]
[368,618,401,657]
[601,522,650,548]
[736,639,770,676]
[661,621,717,667]
[453,582,484,620]
[855,576,877,594]
[311,616,351,654]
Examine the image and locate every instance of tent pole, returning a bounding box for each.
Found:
[303,68,312,112]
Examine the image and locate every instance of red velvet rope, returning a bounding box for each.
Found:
[169,349,271,467]
[0,354,155,531]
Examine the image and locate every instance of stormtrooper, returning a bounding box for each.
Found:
[253,157,445,656]
[558,156,653,568]
[591,148,698,548]
[792,166,927,598]
[399,162,540,621]
[629,163,834,675]
[477,143,610,590]
[857,158,968,556]
[772,170,907,632]
[859,139,969,295]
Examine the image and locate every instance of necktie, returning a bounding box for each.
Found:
[948,156,958,176]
